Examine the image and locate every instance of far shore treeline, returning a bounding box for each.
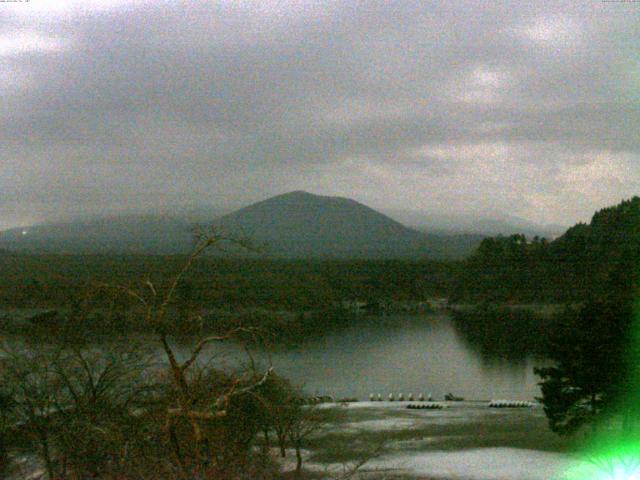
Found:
[451,197,640,303]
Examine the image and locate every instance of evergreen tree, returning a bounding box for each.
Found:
[535,293,636,436]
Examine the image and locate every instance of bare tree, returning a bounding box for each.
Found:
[0,370,15,479]
[0,340,159,480]
[288,403,325,478]
[0,346,68,479]
[322,441,387,480]
[51,344,156,478]
[102,227,273,477]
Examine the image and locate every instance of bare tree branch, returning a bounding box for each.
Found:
[180,326,257,372]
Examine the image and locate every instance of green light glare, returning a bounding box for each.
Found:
[563,437,640,480]
[628,295,640,404]
[562,292,640,480]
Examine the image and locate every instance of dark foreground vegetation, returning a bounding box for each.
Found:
[0,336,340,479]
[0,234,380,480]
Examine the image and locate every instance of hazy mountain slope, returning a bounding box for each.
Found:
[386,209,565,238]
[0,192,483,259]
[0,215,195,254]
[216,191,482,259]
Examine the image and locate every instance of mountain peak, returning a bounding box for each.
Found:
[216,192,480,258]
[274,190,346,201]
[265,191,365,209]
[283,190,314,197]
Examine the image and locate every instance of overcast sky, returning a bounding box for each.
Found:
[1,0,638,230]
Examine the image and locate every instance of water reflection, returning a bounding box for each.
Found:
[2,313,546,402]
[193,314,545,401]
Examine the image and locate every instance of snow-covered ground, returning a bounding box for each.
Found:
[364,448,577,480]
[285,446,582,480]
[341,417,421,432]
[291,401,583,479]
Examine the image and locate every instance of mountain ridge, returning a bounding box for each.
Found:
[0,191,483,259]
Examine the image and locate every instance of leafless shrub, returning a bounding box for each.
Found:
[0,227,379,480]
[96,227,275,478]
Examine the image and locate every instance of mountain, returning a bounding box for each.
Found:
[385,209,565,238]
[215,191,482,259]
[0,191,483,259]
[0,215,195,254]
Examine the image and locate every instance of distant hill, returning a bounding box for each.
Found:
[0,215,195,254]
[386,209,565,238]
[0,191,483,259]
[214,191,482,259]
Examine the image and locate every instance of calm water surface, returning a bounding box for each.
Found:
[187,314,544,401]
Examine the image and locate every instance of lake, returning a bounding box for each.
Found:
[187,313,545,402]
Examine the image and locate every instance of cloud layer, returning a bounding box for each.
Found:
[1,0,639,229]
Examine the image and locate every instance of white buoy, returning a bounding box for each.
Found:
[408,393,414,401]
[377,394,382,401]
[418,393,425,401]
[389,393,395,401]
[398,393,404,401]
[428,393,433,402]
[369,393,375,401]
[489,399,533,408]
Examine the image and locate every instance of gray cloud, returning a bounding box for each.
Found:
[1,0,639,230]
